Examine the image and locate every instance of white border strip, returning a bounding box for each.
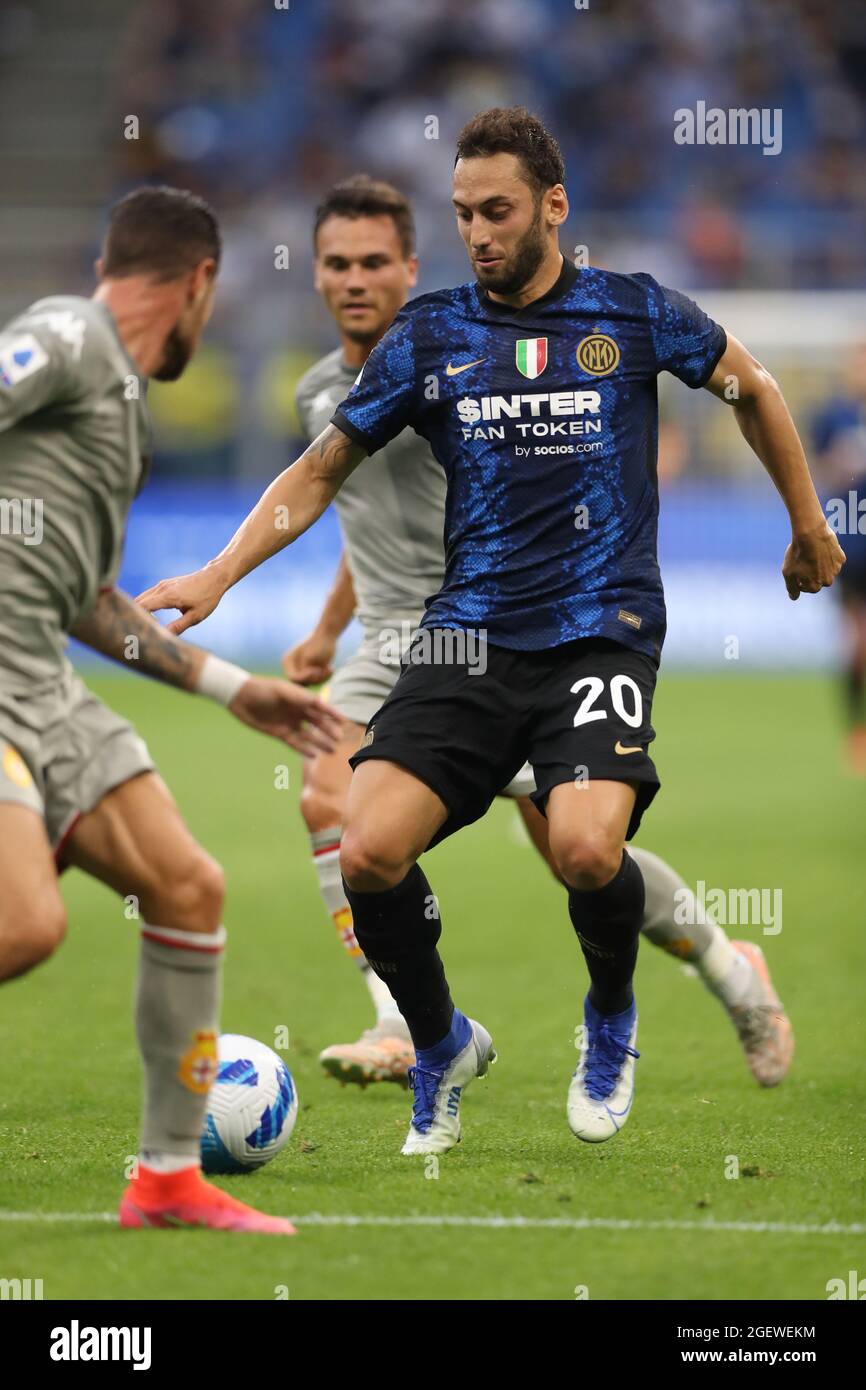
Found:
[0,1211,863,1236]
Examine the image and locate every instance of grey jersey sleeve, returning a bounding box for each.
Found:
[294,384,312,445]
[0,322,80,432]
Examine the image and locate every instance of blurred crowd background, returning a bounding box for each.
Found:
[1,0,864,665]
[110,0,866,288]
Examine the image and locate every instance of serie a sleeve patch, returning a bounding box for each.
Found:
[0,333,50,388]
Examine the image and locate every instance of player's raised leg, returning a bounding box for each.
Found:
[630,847,793,1086]
[340,759,495,1155]
[546,779,643,1143]
[64,772,296,1235]
[299,721,414,1084]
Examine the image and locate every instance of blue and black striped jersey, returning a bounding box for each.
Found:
[333,257,726,658]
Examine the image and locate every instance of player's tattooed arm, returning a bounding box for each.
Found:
[136,425,366,634]
[71,586,205,690]
[72,586,345,753]
[704,334,845,599]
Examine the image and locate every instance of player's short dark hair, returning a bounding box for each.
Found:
[313,175,416,258]
[455,107,565,197]
[102,186,221,282]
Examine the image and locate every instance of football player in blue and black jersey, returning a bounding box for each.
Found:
[284,175,795,1094]
[140,108,844,1154]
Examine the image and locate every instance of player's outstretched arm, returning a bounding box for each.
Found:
[136,425,366,633]
[704,334,845,599]
[282,550,357,685]
[71,586,344,756]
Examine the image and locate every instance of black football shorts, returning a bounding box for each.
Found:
[349,630,660,850]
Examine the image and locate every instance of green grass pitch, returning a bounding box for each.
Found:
[1,668,864,1301]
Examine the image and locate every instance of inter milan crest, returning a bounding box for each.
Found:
[576,333,620,376]
[515,337,548,379]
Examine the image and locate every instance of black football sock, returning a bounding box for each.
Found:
[343,864,453,1049]
[568,850,645,1016]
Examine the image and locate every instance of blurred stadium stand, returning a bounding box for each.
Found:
[0,0,119,302]
[3,0,864,667]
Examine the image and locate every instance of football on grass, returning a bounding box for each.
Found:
[201,1033,298,1174]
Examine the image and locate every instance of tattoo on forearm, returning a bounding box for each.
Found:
[307,425,361,483]
[71,588,198,689]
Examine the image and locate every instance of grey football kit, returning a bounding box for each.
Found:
[0,295,155,850]
[0,295,258,1185]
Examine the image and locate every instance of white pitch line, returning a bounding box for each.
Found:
[0,1211,863,1236]
[0,1211,114,1224]
[296,1214,866,1236]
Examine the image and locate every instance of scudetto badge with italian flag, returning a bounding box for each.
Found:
[515,337,548,379]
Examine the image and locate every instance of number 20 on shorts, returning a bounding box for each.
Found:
[571,674,643,729]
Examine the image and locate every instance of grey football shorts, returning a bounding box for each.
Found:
[324,622,537,799]
[0,664,155,856]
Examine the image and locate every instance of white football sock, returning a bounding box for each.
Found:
[631,847,753,1005]
[310,827,402,1024]
[138,1151,200,1174]
[135,923,224,1164]
[361,963,403,1023]
[694,925,754,1007]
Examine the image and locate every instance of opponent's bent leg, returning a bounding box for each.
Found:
[340,759,452,1048]
[631,845,794,1086]
[514,794,564,883]
[65,771,294,1233]
[0,804,67,982]
[300,725,406,1034]
[67,772,225,1168]
[631,845,739,978]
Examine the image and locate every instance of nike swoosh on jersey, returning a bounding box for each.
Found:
[614,741,642,755]
[445,358,486,376]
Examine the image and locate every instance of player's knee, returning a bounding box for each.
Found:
[340,827,411,892]
[299,779,344,835]
[36,897,68,962]
[180,852,225,931]
[145,850,226,932]
[0,895,67,976]
[554,833,623,892]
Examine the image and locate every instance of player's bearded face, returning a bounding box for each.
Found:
[154,277,215,381]
[472,200,546,296]
[154,324,193,381]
